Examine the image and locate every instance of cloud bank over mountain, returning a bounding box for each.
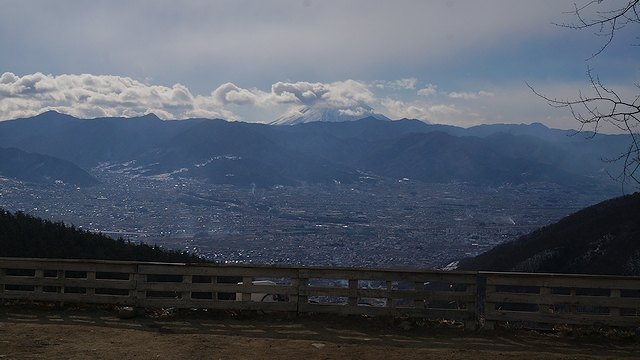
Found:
[0,72,217,120]
[0,72,567,129]
[0,73,389,122]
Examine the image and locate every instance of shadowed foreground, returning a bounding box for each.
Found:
[0,304,638,359]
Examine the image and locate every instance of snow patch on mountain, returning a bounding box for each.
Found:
[270,105,390,125]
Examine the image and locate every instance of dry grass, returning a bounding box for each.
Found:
[0,301,638,359]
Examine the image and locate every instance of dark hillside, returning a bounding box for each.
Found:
[0,147,98,186]
[0,208,203,263]
[357,131,597,187]
[0,111,205,168]
[136,119,359,187]
[458,192,640,275]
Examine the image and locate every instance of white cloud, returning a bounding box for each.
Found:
[380,98,432,121]
[448,92,475,99]
[207,79,379,111]
[212,83,262,106]
[2,72,621,133]
[373,78,419,91]
[390,78,417,90]
[447,91,495,100]
[270,82,325,105]
[428,104,463,116]
[338,107,367,117]
[417,84,437,97]
[271,80,376,108]
[0,72,517,129]
[0,73,377,122]
[319,80,377,108]
[0,72,235,121]
[380,97,468,123]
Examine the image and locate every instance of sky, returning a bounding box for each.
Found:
[0,0,637,132]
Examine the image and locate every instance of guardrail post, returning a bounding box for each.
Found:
[56,270,67,308]
[0,266,5,306]
[465,281,477,330]
[182,274,192,303]
[294,272,308,316]
[240,276,252,316]
[290,275,300,318]
[348,279,358,311]
[414,281,424,309]
[539,285,550,315]
[133,265,146,308]
[211,275,218,303]
[570,287,578,337]
[34,269,44,295]
[86,271,96,296]
[484,281,495,330]
[57,270,65,308]
[386,280,395,326]
[610,289,621,318]
[241,276,252,302]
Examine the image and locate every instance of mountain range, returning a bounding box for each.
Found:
[0,111,631,190]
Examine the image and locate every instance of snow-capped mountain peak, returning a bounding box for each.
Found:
[270,105,390,125]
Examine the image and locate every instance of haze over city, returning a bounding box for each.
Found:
[0,0,639,269]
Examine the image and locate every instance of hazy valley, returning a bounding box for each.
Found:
[0,112,628,269]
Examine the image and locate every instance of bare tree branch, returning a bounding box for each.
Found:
[533,1,640,188]
[554,0,640,59]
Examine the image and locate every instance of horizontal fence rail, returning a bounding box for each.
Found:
[0,258,477,328]
[1,258,640,329]
[296,267,476,323]
[482,271,640,329]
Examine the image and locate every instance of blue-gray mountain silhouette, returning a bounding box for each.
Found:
[0,147,98,186]
[0,111,629,189]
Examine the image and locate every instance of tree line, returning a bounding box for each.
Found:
[0,208,204,263]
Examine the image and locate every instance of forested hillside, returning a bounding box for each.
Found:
[0,208,203,262]
[458,192,640,275]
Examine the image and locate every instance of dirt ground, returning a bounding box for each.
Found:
[0,303,638,359]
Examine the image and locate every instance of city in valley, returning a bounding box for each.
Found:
[0,165,617,270]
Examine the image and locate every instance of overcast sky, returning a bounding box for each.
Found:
[0,0,637,132]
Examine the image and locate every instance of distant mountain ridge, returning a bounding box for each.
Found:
[458,192,640,276]
[357,131,595,187]
[0,111,630,189]
[0,111,204,168]
[135,119,359,186]
[0,147,98,186]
